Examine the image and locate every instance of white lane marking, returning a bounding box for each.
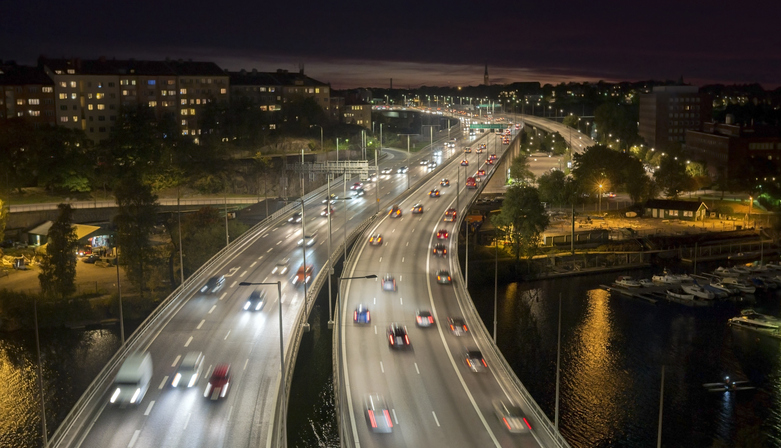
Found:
[400,275,403,281]
[400,297,403,305]
[230,281,237,288]
[392,228,396,233]
[240,270,247,277]
[432,411,440,427]
[197,319,205,330]
[227,405,234,422]
[208,305,217,314]
[392,409,399,424]
[406,241,409,247]
[171,355,181,367]
[415,363,420,374]
[400,218,404,221]
[224,330,231,340]
[159,376,168,389]
[373,297,376,304]
[379,257,382,263]
[402,257,405,263]
[144,401,155,416]
[258,255,264,260]
[262,233,269,238]
[219,292,227,301]
[266,248,273,253]
[281,293,287,304]
[374,325,377,334]
[184,336,193,347]
[183,412,192,429]
[380,362,384,373]
[276,241,282,246]
[412,228,415,233]
[250,261,257,267]
[128,430,140,447]
[244,359,249,370]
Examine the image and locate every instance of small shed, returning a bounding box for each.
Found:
[643,199,708,222]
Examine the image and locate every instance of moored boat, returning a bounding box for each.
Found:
[681,283,715,300]
[666,289,695,301]
[729,309,781,334]
[615,276,642,288]
[721,277,756,294]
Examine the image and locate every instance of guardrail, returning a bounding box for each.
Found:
[450,135,572,447]
[49,176,346,448]
[8,197,261,213]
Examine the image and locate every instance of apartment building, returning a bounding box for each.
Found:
[0,62,56,126]
[165,60,229,138]
[639,86,712,151]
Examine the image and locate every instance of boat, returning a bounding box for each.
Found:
[699,282,729,299]
[681,283,715,300]
[710,281,739,295]
[720,277,756,294]
[615,276,642,288]
[653,270,682,284]
[666,289,694,301]
[730,265,751,274]
[703,376,755,393]
[639,279,655,288]
[714,266,739,278]
[729,309,781,333]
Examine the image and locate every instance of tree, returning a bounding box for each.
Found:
[114,176,159,297]
[492,185,550,261]
[38,204,78,299]
[0,197,6,243]
[509,153,535,185]
[170,207,247,278]
[561,114,580,129]
[594,102,638,148]
[537,170,578,206]
[654,154,691,198]
[571,144,649,203]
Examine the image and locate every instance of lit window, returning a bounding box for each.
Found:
[161,91,167,96]
[181,109,188,115]
[70,81,76,88]
[167,80,175,85]
[88,104,94,110]
[96,93,104,99]
[60,116,69,122]
[182,130,188,135]
[67,69,75,74]
[315,88,320,93]
[148,101,157,107]
[60,82,67,88]
[88,93,93,99]
[181,120,187,126]
[220,88,226,94]
[29,110,41,116]
[148,80,156,85]
[16,99,24,105]
[122,90,128,96]
[71,93,77,100]
[168,90,175,96]
[97,104,105,110]
[269,124,276,129]
[181,99,187,105]
[59,93,67,99]
[42,87,53,93]
[180,88,187,95]
[189,108,195,115]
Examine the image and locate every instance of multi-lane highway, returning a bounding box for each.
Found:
[53,122,474,448]
[338,125,566,447]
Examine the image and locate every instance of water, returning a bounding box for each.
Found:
[469,268,781,447]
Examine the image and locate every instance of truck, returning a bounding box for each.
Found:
[110,352,153,405]
[466,177,477,189]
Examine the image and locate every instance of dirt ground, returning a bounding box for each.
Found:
[0,254,128,295]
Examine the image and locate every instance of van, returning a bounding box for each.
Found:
[110,352,153,405]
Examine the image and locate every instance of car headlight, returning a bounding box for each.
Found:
[110,388,121,403]
[172,373,182,387]
[188,374,198,388]
[130,388,141,404]
[244,301,251,310]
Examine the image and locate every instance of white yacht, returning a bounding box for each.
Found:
[615,276,642,288]
[729,310,781,333]
[720,277,756,294]
[681,283,715,300]
[666,289,694,301]
[653,270,681,284]
[639,279,655,288]
[714,266,739,277]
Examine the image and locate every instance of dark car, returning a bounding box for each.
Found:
[364,394,393,433]
[382,274,397,292]
[369,234,383,246]
[436,229,449,239]
[460,160,469,166]
[354,304,371,324]
[436,270,452,284]
[416,310,434,327]
[352,188,365,197]
[448,317,468,336]
[82,254,101,263]
[204,364,231,400]
[288,212,302,224]
[396,166,409,174]
[433,244,447,257]
[201,275,225,294]
[440,178,450,187]
[389,205,402,218]
[443,208,457,222]
[429,189,440,198]
[387,323,410,348]
[244,288,266,311]
[465,348,487,372]
[411,204,424,214]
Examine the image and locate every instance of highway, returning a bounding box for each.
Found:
[55,123,471,448]
[338,125,564,447]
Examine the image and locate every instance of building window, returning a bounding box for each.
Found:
[149,101,157,107]
[97,104,105,110]
[16,99,24,105]
[88,104,94,110]
[181,109,188,116]
[71,93,77,100]
[29,110,41,117]
[99,127,106,132]
[189,108,195,115]
[60,116,69,122]
[180,88,187,95]
[181,99,187,105]
[110,115,116,121]
[70,81,76,88]
[167,80,175,85]
[60,105,68,110]
[96,93,104,99]
[220,88,226,94]
[148,80,156,85]
[182,120,187,126]
[99,116,105,121]
[67,69,75,74]
[42,86,53,93]
[59,93,67,99]
[269,124,276,129]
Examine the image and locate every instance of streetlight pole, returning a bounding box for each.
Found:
[237,281,286,446]
[598,184,603,213]
[326,173,333,327]
[493,235,498,343]
[300,198,308,301]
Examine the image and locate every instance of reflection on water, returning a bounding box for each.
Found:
[0,328,121,448]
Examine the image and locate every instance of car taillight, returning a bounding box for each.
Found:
[354,311,357,321]
[482,359,487,367]
[366,311,370,321]
[503,417,512,430]
[404,335,410,344]
[428,316,433,323]
[368,410,377,428]
[463,325,468,332]
[389,335,394,345]
[384,410,393,427]
[450,325,455,331]
[416,316,422,324]
[523,417,532,429]
[466,358,471,367]
[437,276,441,281]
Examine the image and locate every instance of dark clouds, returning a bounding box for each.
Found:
[3,0,779,88]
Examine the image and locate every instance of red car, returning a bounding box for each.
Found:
[351,182,363,190]
[437,229,449,239]
[204,364,231,400]
[477,169,486,176]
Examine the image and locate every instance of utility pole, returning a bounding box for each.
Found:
[224,193,229,247]
[177,188,184,285]
[375,149,379,214]
[326,173,333,328]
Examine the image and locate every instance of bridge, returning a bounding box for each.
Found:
[49,114,576,447]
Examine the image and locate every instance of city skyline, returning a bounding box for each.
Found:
[3,0,779,90]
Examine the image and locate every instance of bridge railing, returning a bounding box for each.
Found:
[450,134,572,447]
[49,176,345,448]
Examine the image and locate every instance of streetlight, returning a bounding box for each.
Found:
[310,124,324,152]
[237,280,286,445]
[598,184,603,213]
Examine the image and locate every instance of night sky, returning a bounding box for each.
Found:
[3,0,779,89]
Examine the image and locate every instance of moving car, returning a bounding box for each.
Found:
[387,323,410,348]
[444,208,457,222]
[288,212,302,224]
[354,304,370,324]
[420,159,429,165]
[322,194,338,204]
[446,141,456,148]
[204,364,231,400]
[389,205,402,218]
[82,254,101,263]
[433,244,447,257]
[271,258,290,275]
[397,166,409,174]
[369,234,383,246]
[476,147,483,154]
[292,264,313,286]
[440,178,450,187]
[493,400,532,433]
[321,207,335,217]
[448,317,468,336]
[479,144,486,150]
[298,232,317,246]
[436,229,449,239]
[464,147,472,153]
[427,161,437,169]
[244,288,266,311]
[465,348,487,372]
[172,351,203,388]
[351,182,363,190]
[477,169,486,176]
[352,188,365,197]
[436,270,452,284]
[416,310,434,327]
[429,189,440,198]
[381,167,393,174]
[201,275,225,294]
[466,177,477,188]
[110,352,153,405]
[382,274,397,291]
[364,394,393,433]
[460,159,469,166]
[411,204,424,214]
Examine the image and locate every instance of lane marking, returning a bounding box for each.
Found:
[230,281,237,288]
[400,297,403,305]
[406,241,409,247]
[380,362,384,373]
[183,412,192,430]
[219,292,227,301]
[432,411,440,427]
[392,409,399,424]
[208,305,217,314]
[196,319,205,330]
[276,241,282,246]
[392,228,396,233]
[258,255,264,260]
[128,430,140,447]
[400,275,403,281]
[402,257,405,263]
[159,376,168,389]
[266,248,273,253]
[227,405,233,422]
[374,325,377,334]
[144,401,155,416]
[412,228,415,233]
[244,359,249,370]
[224,330,231,340]
[379,257,382,263]
[415,363,420,374]
[184,336,193,347]
[171,355,181,367]
[240,270,247,277]
[373,297,376,304]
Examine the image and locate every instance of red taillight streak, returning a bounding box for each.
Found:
[466,358,471,367]
[354,311,357,321]
[523,417,531,429]
[482,359,487,367]
[463,325,468,331]
[384,410,393,427]
[368,410,377,427]
[428,316,433,323]
[366,312,370,321]
[503,417,512,430]
[389,335,394,345]
[404,335,410,344]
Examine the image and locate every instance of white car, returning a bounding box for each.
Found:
[271,258,289,275]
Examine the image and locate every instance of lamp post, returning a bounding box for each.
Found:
[493,235,498,343]
[311,124,324,152]
[299,198,309,301]
[238,281,286,445]
[598,184,603,213]
[337,274,378,326]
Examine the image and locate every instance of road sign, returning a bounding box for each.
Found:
[469,124,505,129]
